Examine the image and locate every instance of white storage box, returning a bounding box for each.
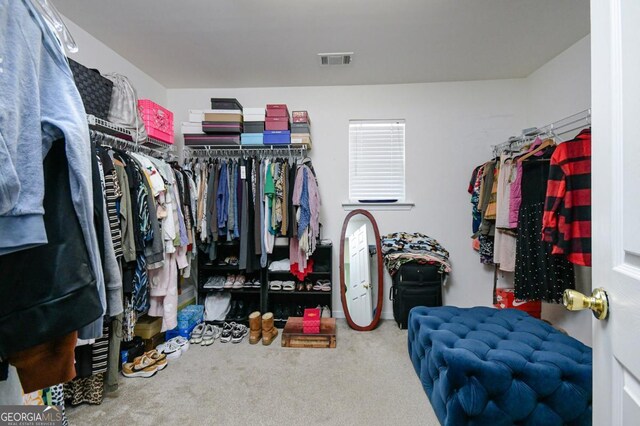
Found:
[243,107,265,115]
[243,114,266,122]
[181,121,204,134]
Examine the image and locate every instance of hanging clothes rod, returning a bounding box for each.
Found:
[492,108,591,154]
[183,145,308,158]
[87,114,176,157]
[90,130,177,160]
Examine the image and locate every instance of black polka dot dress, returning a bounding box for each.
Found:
[514,147,574,303]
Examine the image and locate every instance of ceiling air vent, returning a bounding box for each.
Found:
[318,52,354,66]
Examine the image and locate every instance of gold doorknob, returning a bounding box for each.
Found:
[563,288,609,320]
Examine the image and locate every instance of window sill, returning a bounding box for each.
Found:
[341,202,415,211]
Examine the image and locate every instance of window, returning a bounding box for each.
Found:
[349,119,406,203]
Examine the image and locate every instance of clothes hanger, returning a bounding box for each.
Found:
[30,0,78,53]
[518,137,555,162]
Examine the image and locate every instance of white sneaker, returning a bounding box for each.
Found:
[190,323,206,344]
[321,305,331,318]
[202,324,221,346]
[156,341,182,360]
[168,336,191,353]
[231,324,249,343]
[220,322,235,343]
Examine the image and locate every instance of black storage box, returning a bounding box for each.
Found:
[210,98,243,110]
[243,122,265,133]
[390,263,443,329]
[202,122,243,134]
[291,123,310,133]
[68,59,113,120]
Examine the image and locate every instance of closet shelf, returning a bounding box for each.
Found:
[198,287,261,294]
[200,264,240,271]
[268,290,332,296]
[87,114,176,155]
[267,271,331,277]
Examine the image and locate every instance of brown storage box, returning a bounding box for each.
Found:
[143,332,166,352]
[134,315,163,339]
[291,134,312,146]
[203,113,243,122]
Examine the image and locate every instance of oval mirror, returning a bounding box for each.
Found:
[339,209,383,331]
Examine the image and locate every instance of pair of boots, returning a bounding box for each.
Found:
[249,311,278,345]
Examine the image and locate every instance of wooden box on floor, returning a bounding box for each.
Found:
[143,332,165,351]
[281,317,336,348]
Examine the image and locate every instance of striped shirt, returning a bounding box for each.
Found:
[542,128,592,266]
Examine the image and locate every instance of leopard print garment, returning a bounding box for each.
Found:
[64,373,105,406]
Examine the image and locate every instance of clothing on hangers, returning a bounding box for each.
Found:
[542,128,592,266]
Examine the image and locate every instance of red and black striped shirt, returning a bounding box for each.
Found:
[542,128,591,266]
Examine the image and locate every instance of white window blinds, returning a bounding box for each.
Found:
[349,119,406,202]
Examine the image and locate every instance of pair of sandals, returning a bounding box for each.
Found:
[224,274,246,289]
[223,256,239,266]
[190,323,222,346]
[269,280,295,291]
[295,281,314,292]
[313,280,332,292]
[220,322,249,344]
[122,350,168,378]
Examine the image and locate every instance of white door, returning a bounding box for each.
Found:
[591,0,640,423]
[348,224,373,325]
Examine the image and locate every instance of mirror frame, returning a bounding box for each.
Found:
[339,209,384,331]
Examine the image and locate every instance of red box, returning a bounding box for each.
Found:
[292,111,310,124]
[266,104,289,118]
[265,116,290,131]
[494,288,541,318]
[138,99,174,144]
[303,308,321,327]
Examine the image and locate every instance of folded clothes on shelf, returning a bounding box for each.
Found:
[268,258,291,271]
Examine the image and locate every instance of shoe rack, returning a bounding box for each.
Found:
[266,243,333,329]
[197,240,263,326]
[197,241,333,328]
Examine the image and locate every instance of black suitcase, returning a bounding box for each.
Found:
[390,264,443,329]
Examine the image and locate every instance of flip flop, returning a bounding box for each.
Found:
[269,281,282,291]
[317,279,332,292]
[282,281,295,291]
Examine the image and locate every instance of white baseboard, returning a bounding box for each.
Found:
[331,310,395,320]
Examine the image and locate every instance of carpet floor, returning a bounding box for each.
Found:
[66,319,438,426]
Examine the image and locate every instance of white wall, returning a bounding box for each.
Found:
[525,35,592,344]
[168,80,528,320]
[527,35,591,125]
[62,16,167,104]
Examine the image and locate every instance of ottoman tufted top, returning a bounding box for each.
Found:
[408,306,592,425]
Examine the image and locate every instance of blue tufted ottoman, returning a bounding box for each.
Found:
[408,306,592,425]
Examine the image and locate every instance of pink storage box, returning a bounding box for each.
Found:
[292,111,310,124]
[138,99,174,144]
[265,116,290,131]
[266,104,289,118]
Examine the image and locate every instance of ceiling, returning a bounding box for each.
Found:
[55,0,590,89]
